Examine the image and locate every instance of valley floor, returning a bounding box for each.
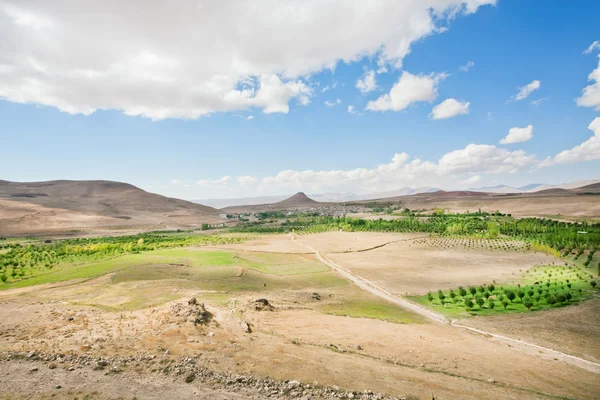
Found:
[1,232,599,400]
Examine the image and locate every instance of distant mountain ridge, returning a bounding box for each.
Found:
[194,179,599,208]
[468,180,600,194]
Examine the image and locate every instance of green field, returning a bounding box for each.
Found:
[319,292,424,324]
[410,264,598,318]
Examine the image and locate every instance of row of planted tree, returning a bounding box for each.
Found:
[231,214,600,253]
[0,233,247,284]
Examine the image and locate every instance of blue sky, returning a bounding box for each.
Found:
[1,0,599,200]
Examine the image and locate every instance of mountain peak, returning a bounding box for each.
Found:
[276,192,317,206]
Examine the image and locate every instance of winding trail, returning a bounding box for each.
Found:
[291,234,600,374]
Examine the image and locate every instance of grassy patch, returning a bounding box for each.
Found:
[410,264,598,318]
[320,290,423,324]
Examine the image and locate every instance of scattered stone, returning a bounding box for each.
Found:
[2,350,401,400]
[311,293,321,301]
[252,298,274,311]
[488,378,496,384]
[241,322,252,333]
[288,380,301,389]
[355,345,363,351]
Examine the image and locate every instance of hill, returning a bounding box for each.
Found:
[273,192,317,207]
[0,180,220,236]
[368,186,600,219]
[221,192,323,213]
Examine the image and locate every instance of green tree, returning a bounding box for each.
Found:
[437,290,446,303]
[505,290,516,303]
[501,300,508,309]
[476,296,485,308]
[458,286,467,297]
[524,299,533,310]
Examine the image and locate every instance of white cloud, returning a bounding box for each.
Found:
[583,40,600,55]
[356,70,377,93]
[540,118,600,166]
[347,105,357,114]
[246,115,254,120]
[575,56,600,110]
[510,80,541,101]
[430,98,470,119]
[171,179,182,185]
[237,176,257,186]
[192,143,536,196]
[499,125,534,144]
[0,0,495,120]
[458,61,474,72]
[324,98,342,107]
[196,176,231,186]
[366,71,447,112]
[461,175,481,184]
[531,97,549,106]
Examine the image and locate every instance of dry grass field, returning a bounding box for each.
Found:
[1,231,598,399]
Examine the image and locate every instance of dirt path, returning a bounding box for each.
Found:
[291,234,600,374]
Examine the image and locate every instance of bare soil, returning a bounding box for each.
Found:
[1,232,598,399]
[326,238,555,295]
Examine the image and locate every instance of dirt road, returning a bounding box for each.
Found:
[291,234,600,374]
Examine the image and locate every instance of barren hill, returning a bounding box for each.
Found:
[221,192,323,213]
[274,192,317,206]
[369,186,600,219]
[0,180,221,236]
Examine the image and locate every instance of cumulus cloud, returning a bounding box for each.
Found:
[575,56,600,110]
[356,70,377,93]
[347,105,357,114]
[510,80,541,101]
[246,115,254,120]
[324,98,342,107]
[461,175,481,184]
[430,98,470,119]
[366,71,447,112]
[196,176,231,186]
[540,118,600,166]
[499,125,534,144]
[237,176,257,186]
[583,40,600,55]
[458,61,474,72]
[193,143,537,196]
[0,0,495,120]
